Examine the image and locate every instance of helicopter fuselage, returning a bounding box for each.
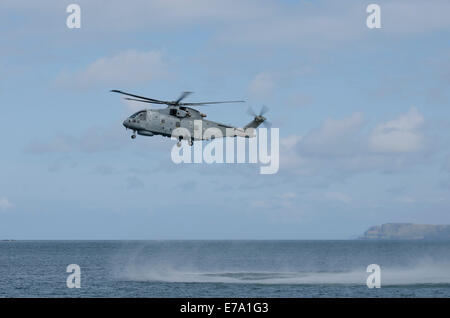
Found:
[123,106,255,143]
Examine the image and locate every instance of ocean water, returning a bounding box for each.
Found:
[0,240,450,297]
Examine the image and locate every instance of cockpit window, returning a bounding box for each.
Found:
[130,111,147,120]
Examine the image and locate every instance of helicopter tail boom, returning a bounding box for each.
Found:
[244,117,265,129]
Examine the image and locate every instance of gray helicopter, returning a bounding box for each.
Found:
[111,90,271,146]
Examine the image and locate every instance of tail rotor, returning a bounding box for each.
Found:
[247,105,272,128]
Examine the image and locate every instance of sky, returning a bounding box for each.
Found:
[1,0,450,239]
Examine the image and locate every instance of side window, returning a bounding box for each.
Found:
[176,122,180,128]
[138,112,147,120]
[161,119,165,124]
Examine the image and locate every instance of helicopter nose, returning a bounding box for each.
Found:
[123,119,129,128]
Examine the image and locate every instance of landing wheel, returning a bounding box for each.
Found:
[131,134,136,139]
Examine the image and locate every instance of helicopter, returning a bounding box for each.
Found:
[111,90,271,146]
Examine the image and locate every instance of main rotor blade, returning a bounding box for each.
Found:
[111,90,168,104]
[180,100,245,106]
[175,91,193,104]
[124,97,166,104]
[112,89,245,107]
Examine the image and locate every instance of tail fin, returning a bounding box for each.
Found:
[244,116,266,129]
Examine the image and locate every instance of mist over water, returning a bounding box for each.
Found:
[114,240,450,287]
[120,265,450,286]
[1,240,450,297]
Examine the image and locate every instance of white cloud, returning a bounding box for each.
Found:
[212,1,450,46]
[249,72,275,98]
[55,50,168,88]
[382,1,450,35]
[369,107,424,153]
[25,122,173,157]
[279,192,297,200]
[249,192,298,210]
[25,124,128,154]
[4,0,450,52]
[250,200,270,209]
[443,155,450,173]
[325,192,352,204]
[280,135,311,175]
[298,112,365,157]
[281,135,303,151]
[279,108,429,177]
[0,197,13,211]
[287,92,314,108]
[396,195,416,204]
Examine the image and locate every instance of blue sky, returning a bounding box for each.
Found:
[1,0,450,239]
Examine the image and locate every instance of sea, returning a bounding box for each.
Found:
[0,240,449,297]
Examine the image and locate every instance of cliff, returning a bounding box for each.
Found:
[360,223,450,240]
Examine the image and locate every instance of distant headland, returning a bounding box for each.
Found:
[360,223,450,240]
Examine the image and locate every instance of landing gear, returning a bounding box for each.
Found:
[131,133,136,139]
[175,137,193,147]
